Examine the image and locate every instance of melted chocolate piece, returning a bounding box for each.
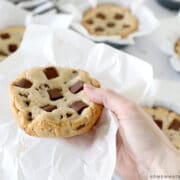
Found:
[154,120,163,129]
[8,44,18,52]
[48,88,63,101]
[114,14,124,20]
[41,104,57,112]
[107,22,115,28]
[96,12,106,19]
[0,50,8,56]
[13,78,32,89]
[27,112,33,121]
[76,124,86,130]
[86,19,93,24]
[43,67,59,80]
[66,113,72,118]
[168,119,180,131]
[69,101,88,114]
[69,81,84,94]
[95,27,104,32]
[0,33,10,39]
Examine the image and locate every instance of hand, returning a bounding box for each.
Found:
[84,84,180,180]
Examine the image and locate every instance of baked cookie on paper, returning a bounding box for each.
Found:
[175,38,180,57]
[144,106,180,150]
[0,26,25,62]
[82,4,138,38]
[9,66,103,137]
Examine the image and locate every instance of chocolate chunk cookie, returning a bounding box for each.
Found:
[9,66,103,137]
[144,106,180,150]
[0,26,25,62]
[82,4,138,38]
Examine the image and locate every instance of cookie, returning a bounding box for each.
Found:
[0,26,25,62]
[175,38,180,57]
[9,66,103,137]
[143,106,180,150]
[82,4,138,38]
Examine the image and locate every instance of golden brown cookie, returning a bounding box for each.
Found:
[0,26,25,62]
[175,38,180,57]
[82,4,138,38]
[144,106,180,150]
[9,66,103,137]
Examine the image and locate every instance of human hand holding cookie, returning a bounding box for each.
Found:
[84,85,180,179]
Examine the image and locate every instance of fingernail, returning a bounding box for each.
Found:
[84,84,94,91]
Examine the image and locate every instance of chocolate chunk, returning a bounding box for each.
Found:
[107,22,115,28]
[66,113,72,118]
[8,44,18,52]
[114,14,124,20]
[76,124,86,130]
[95,27,104,32]
[0,33,10,39]
[86,19,93,24]
[41,104,57,112]
[48,88,63,101]
[69,81,84,94]
[123,24,130,28]
[69,101,88,114]
[27,112,33,121]
[154,120,163,129]
[96,12,106,19]
[0,50,8,56]
[168,119,180,131]
[13,78,32,89]
[25,101,30,106]
[43,67,59,80]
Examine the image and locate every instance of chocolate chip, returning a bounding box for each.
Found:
[41,104,57,112]
[8,44,18,53]
[27,112,33,121]
[66,113,72,118]
[95,27,104,32]
[0,33,10,39]
[43,67,59,80]
[154,120,163,129]
[25,101,30,106]
[123,24,130,28]
[168,119,180,131]
[60,115,63,119]
[69,81,84,94]
[48,88,63,101]
[86,19,93,24]
[114,14,124,20]
[0,50,8,56]
[96,12,106,19]
[19,93,28,98]
[69,101,88,114]
[76,124,86,130]
[107,22,115,28]
[13,78,32,89]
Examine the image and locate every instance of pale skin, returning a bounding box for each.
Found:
[84,84,180,180]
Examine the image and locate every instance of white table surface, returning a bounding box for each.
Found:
[112,0,178,179]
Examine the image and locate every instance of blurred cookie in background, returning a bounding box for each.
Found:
[0,26,25,62]
[82,4,138,38]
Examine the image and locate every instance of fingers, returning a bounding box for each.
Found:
[84,84,135,117]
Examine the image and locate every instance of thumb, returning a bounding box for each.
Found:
[84,84,135,118]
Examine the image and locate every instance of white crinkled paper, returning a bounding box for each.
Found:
[0,25,153,180]
[152,16,180,72]
[0,0,73,39]
[140,79,180,114]
[58,0,159,45]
